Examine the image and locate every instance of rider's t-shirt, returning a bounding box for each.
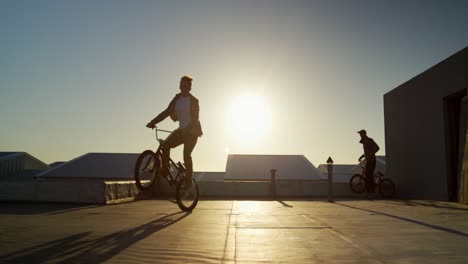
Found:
[175,95,191,129]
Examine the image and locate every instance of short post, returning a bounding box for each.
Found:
[270,169,277,198]
[327,157,334,202]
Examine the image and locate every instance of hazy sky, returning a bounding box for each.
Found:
[1,0,467,171]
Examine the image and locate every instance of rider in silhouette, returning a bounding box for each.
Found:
[146,75,203,187]
[358,129,380,193]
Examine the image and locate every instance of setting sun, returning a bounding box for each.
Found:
[225,95,272,147]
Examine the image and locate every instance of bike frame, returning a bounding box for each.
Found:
[360,161,383,185]
[154,128,187,186]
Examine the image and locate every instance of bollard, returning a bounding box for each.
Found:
[270,169,277,198]
[327,157,334,202]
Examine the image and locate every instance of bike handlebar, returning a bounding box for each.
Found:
[156,128,172,133]
[153,127,174,142]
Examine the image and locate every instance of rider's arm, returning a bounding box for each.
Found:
[358,154,365,162]
[149,96,177,125]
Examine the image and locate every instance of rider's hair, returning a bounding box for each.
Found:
[181,75,193,83]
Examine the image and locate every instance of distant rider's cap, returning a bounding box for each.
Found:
[357,129,367,135]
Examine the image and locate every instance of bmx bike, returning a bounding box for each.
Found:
[134,127,199,211]
[349,160,395,198]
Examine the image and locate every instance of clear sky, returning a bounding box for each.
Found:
[1,0,467,171]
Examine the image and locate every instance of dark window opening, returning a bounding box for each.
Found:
[444,89,467,202]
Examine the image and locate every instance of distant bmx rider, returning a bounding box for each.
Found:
[146,75,203,187]
[357,129,380,193]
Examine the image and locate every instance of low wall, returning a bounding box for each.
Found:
[104,181,146,203]
[35,180,105,203]
[154,179,359,198]
[198,181,271,197]
[0,181,36,201]
[0,179,145,204]
[0,178,361,204]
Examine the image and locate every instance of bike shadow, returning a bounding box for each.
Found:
[0,211,191,263]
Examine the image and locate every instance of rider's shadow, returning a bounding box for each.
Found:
[0,211,191,264]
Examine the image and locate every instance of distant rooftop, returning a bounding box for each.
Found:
[0,151,50,178]
[194,172,225,182]
[49,161,66,168]
[317,164,359,173]
[318,156,387,182]
[225,154,324,181]
[37,153,139,180]
[0,152,23,159]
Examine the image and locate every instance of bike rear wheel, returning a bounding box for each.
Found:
[378,178,395,198]
[134,150,160,191]
[176,177,199,212]
[350,174,366,194]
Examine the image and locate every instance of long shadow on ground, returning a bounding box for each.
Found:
[0,202,100,215]
[335,202,468,238]
[0,211,190,263]
[384,200,468,212]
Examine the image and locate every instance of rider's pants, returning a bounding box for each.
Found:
[365,156,376,192]
[161,129,198,179]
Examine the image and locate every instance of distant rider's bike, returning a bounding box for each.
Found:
[134,127,199,211]
[349,159,395,198]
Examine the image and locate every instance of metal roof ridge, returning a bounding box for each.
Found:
[23,152,50,168]
[0,151,25,160]
[36,153,92,177]
[299,155,317,167]
[227,154,304,157]
[299,155,325,179]
[0,152,49,169]
[318,165,355,168]
[86,152,140,155]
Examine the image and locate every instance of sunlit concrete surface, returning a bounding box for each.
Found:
[1,200,468,263]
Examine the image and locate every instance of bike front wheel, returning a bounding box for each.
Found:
[134,150,160,191]
[378,178,395,198]
[176,178,199,212]
[350,174,366,194]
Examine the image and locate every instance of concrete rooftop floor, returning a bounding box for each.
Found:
[0,199,468,263]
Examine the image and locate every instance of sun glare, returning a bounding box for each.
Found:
[226,95,272,147]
